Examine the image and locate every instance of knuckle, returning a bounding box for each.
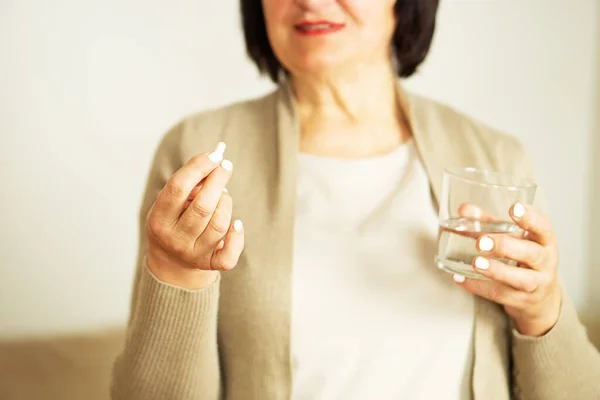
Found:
[165,180,185,198]
[527,286,547,303]
[213,256,236,271]
[530,249,547,268]
[146,215,166,240]
[209,216,230,235]
[209,205,232,234]
[524,212,538,228]
[169,236,190,257]
[190,200,213,218]
[184,153,206,169]
[520,280,538,293]
[215,199,233,217]
[190,153,205,164]
[487,285,502,302]
[193,236,215,255]
[219,261,235,271]
[523,292,539,305]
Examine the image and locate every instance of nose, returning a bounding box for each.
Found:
[294,0,338,11]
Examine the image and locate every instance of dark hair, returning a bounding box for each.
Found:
[240,0,440,83]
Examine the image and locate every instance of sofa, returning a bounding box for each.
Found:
[0,315,598,400]
[0,329,124,400]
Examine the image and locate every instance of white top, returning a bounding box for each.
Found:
[291,141,474,400]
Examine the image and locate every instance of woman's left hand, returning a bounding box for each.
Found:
[454,203,563,337]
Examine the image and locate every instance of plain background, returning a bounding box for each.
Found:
[0,0,599,341]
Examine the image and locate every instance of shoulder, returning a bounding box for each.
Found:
[184,90,278,139]
[406,91,523,151]
[404,90,533,178]
[151,89,279,171]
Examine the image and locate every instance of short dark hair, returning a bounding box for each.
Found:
[240,0,440,83]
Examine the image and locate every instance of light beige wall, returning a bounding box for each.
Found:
[406,0,600,348]
[0,0,598,340]
[583,0,600,348]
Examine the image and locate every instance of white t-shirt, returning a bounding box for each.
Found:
[291,141,474,400]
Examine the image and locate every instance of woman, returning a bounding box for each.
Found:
[111,0,600,399]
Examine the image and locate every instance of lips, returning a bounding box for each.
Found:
[294,20,346,35]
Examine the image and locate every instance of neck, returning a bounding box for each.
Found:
[291,61,400,124]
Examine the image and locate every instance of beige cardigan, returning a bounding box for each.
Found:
[111,82,600,399]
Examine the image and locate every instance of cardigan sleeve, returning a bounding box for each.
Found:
[110,122,222,400]
[506,138,600,399]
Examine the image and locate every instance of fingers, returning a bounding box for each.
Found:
[450,202,561,333]
[145,142,245,274]
[184,181,207,208]
[183,182,227,210]
[453,274,527,308]
[194,191,233,251]
[454,203,523,240]
[476,233,547,270]
[153,142,226,223]
[457,203,497,223]
[177,160,233,237]
[510,203,556,246]
[211,220,245,271]
[470,256,550,292]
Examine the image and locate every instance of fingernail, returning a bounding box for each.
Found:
[208,142,226,163]
[223,188,228,193]
[474,256,490,270]
[453,273,466,283]
[478,236,495,252]
[221,159,233,171]
[513,203,526,219]
[233,219,243,232]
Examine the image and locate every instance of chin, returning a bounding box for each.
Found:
[289,53,351,77]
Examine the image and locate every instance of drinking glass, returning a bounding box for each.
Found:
[435,167,537,279]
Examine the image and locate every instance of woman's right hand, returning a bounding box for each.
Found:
[145,142,244,289]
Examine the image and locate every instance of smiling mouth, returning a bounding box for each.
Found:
[294,20,346,35]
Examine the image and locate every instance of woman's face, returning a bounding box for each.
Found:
[262,0,397,77]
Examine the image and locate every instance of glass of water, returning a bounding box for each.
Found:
[435,167,537,279]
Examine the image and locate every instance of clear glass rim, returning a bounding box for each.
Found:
[444,167,537,190]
